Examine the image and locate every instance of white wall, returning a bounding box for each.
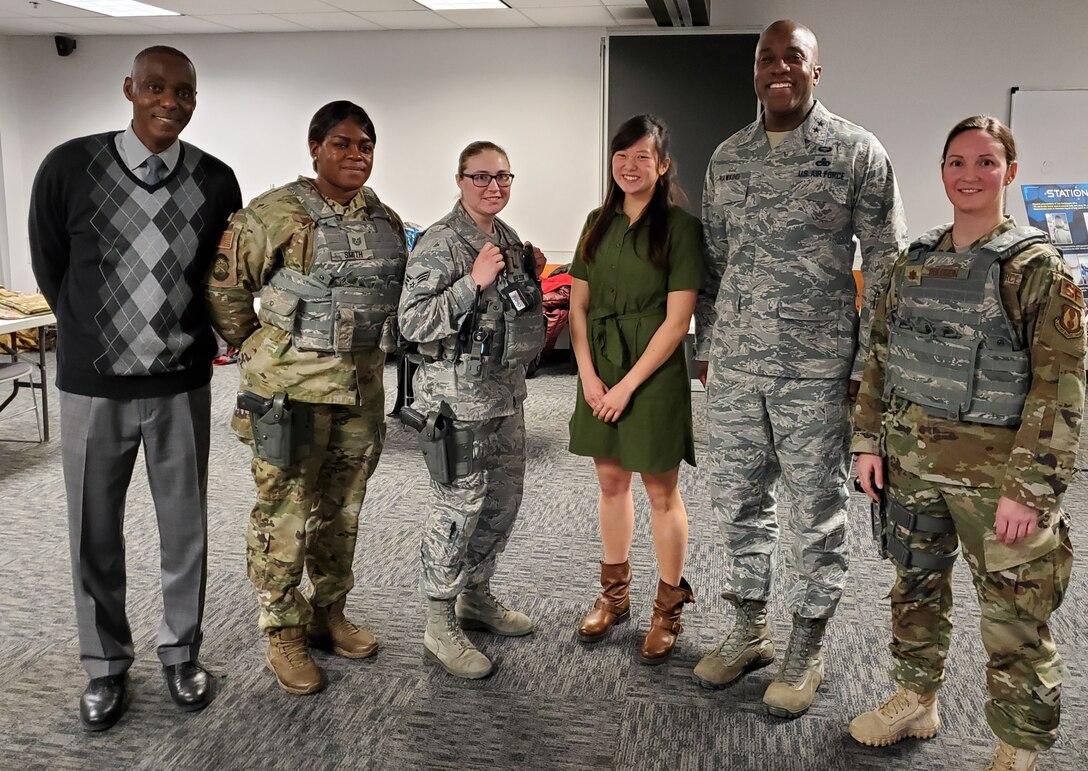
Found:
[0,28,603,291]
[0,34,18,288]
[2,1,1087,290]
[711,0,1088,239]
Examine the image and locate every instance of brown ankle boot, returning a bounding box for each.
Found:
[577,561,632,643]
[640,577,695,665]
[266,626,325,695]
[308,596,378,659]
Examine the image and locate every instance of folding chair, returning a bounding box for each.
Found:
[0,361,44,443]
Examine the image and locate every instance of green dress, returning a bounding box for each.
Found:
[567,204,703,472]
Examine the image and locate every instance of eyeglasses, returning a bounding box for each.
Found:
[461,172,515,188]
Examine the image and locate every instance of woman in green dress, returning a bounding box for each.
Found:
[570,115,703,663]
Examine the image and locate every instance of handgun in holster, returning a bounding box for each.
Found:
[398,400,474,485]
[236,391,313,468]
[853,473,890,560]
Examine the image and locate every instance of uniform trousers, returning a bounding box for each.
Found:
[706,367,850,619]
[246,403,385,630]
[887,459,1071,751]
[420,409,525,600]
[60,387,210,678]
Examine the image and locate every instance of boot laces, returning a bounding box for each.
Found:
[715,606,758,660]
[443,602,474,652]
[279,634,311,668]
[877,688,916,720]
[780,623,817,684]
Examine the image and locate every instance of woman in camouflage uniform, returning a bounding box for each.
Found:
[849,116,1084,771]
[398,141,546,680]
[206,101,407,695]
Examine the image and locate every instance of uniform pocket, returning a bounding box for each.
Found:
[779,297,841,357]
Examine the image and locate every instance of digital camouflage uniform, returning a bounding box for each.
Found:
[697,101,907,619]
[397,202,544,600]
[205,178,406,630]
[852,218,1084,750]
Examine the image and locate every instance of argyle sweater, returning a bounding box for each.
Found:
[29,132,242,398]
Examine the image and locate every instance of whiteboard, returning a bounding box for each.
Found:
[1009,88,1088,237]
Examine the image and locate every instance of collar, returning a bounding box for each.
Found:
[116,124,181,174]
[742,100,832,152]
[936,216,1015,252]
[297,176,367,215]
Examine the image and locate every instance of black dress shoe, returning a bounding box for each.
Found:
[79,674,128,732]
[163,661,213,712]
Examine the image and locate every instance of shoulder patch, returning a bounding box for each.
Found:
[206,225,240,288]
[1059,278,1083,304]
[1056,304,1084,339]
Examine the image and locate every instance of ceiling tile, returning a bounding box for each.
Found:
[205,0,341,11]
[136,16,238,33]
[356,10,456,28]
[0,1,101,18]
[608,5,654,23]
[0,18,94,35]
[436,8,536,27]
[50,17,164,34]
[274,11,382,30]
[518,5,613,25]
[200,13,309,32]
[503,0,607,8]
[321,0,432,10]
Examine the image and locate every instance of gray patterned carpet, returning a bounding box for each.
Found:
[0,354,1083,771]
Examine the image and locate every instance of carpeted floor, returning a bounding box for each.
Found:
[0,354,1083,771]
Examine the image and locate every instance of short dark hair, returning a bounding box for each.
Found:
[308,101,376,147]
[457,141,508,175]
[941,115,1017,165]
[132,45,193,73]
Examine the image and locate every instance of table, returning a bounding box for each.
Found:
[0,313,56,441]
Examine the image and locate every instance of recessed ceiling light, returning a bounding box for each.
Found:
[414,0,510,10]
[47,1,180,17]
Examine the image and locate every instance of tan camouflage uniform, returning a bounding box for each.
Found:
[697,101,907,618]
[852,218,1084,750]
[205,177,406,630]
[398,202,544,600]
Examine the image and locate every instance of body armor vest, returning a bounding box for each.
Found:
[418,214,545,378]
[883,225,1048,426]
[258,182,406,353]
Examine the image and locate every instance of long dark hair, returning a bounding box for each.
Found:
[580,115,681,270]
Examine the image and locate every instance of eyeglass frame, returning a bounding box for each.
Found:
[459,172,516,188]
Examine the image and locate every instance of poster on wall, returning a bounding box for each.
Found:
[1021,183,1088,283]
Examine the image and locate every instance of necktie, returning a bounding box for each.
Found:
[144,155,166,185]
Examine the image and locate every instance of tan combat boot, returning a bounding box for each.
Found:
[986,739,1038,771]
[640,577,695,665]
[424,599,493,679]
[266,626,325,695]
[577,561,632,643]
[308,596,379,659]
[692,592,775,688]
[763,614,826,718]
[848,686,940,746]
[456,582,533,637]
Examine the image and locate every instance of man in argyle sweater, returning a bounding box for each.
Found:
[29,45,241,731]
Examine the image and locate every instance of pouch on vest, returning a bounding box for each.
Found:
[331,287,391,352]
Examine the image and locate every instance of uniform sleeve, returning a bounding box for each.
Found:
[1000,265,1087,512]
[851,137,908,380]
[397,229,478,345]
[696,158,725,360]
[27,152,69,310]
[666,211,704,292]
[204,206,270,349]
[851,251,906,455]
[568,212,595,281]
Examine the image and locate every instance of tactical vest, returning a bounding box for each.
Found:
[883,225,1047,426]
[419,215,545,378]
[258,182,406,353]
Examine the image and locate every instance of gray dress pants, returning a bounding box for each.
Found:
[60,386,210,678]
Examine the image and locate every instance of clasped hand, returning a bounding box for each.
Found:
[582,373,631,423]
